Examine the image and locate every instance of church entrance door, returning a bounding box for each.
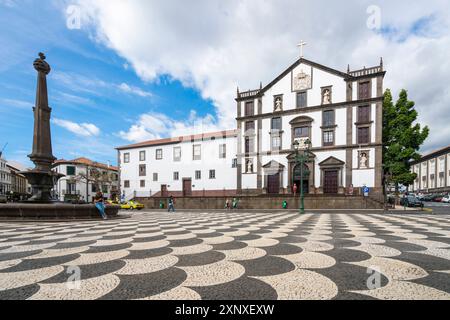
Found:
[267,173,280,194]
[323,170,338,194]
[293,164,309,194]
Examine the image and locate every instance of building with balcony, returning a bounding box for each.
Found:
[53,157,119,203]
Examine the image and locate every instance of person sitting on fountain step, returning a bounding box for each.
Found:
[94,191,107,220]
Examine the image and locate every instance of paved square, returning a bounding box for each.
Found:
[0,212,449,300]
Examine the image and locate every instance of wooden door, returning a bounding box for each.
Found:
[267,173,280,194]
[183,179,192,197]
[324,170,338,194]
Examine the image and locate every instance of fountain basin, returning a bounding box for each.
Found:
[0,203,120,220]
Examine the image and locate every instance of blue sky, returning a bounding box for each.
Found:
[0,0,216,166]
[1,0,449,166]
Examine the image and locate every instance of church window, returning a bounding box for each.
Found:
[358,105,371,123]
[323,131,334,146]
[124,180,130,188]
[219,144,227,159]
[156,149,163,160]
[124,153,130,163]
[323,110,335,127]
[272,136,282,150]
[296,92,307,108]
[294,126,309,138]
[209,170,216,179]
[173,147,181,162]
[245,101,254,116]
[195,170,202,180]
[245,137,255,153]
[245,121,255,134]
[357,127,370,144]
[271,117,282,131]
[139,151,146,161]
[359,81,371,99]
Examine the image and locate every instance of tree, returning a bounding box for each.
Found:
[383,89,429,191]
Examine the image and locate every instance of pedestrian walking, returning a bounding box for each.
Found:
[94,191,107,220]
[168,195,176,213]
[225,199,231,210]
[232,197,239,209]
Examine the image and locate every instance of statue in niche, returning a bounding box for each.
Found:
[274,97,283,112]
[293,69,311,91]
[322,88,331,104]
[359,152,368,169]
[246,159,254,173]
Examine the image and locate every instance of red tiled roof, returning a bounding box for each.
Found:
[116,129,238,150]
[53,157,119,171]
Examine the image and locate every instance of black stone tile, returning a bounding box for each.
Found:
[382,241,427,252]
[1,254,80,273]
[0,249,43,263]
[238,256,295,277]
[212,241,248,251]
[263,243,303,256]
[176,251,226,267]
[124,247,173,260]
[233,234,261,241]
[191,276,277,300]
[0,284,40,300]
[169,238,204,247]
[99,267,187,300]
[326,248,371,263]
[84,243,132,253]
[42,259,127,283]
[316,263,389,298]
[48,240,97,249]
[396,252,450,271]
[412,271,450,293]
[196,232,224,239]
[133,235,167,243]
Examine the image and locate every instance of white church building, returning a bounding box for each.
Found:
[117,56,385,199]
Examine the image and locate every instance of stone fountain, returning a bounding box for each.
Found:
[0,53,120,220]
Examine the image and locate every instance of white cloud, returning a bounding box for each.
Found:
[117,83,152,97]
[0,98,33,109]
[53,118,100,137]
[118,110,218,142]
[72,0,450,151]
[52,71,153,99]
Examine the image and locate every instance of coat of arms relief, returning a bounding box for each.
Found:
[293,69,312,91]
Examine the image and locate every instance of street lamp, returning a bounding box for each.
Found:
[293,138,312,214]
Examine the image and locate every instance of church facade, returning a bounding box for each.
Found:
[117,57,385,198]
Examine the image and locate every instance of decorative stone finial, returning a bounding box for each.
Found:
[33,52,51,75]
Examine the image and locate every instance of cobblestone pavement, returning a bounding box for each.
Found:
[0,212,449,300]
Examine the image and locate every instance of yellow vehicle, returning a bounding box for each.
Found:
[128,200,145,210]
[120,202,131,210]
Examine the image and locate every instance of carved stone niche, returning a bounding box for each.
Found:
[274,95,283,112]
[321,86,332,105]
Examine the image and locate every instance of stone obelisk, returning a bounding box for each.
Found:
[21,53,63,202]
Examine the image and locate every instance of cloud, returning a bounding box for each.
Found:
[118,110,217,142]
[72,0,450,151]
[53,118,100,137]
[0,98,33,109]
[52,71,153,99]
[117,83,152,97]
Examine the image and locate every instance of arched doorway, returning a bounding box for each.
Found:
[293,164,310,194]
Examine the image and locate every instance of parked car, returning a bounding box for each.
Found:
[400,196,424,208]
[432,195,444,202]
[0,194,7,204]
[128,201,145,210]
[420,194,434,202]
[442,195,450,203]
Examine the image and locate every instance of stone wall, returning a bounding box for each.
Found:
[136,195,383,210]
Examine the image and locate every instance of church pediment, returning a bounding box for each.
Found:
[286,151,316,161]
[262,160,285,170]
[319,156,345,167]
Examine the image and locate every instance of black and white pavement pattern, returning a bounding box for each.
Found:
[0,212,449,300]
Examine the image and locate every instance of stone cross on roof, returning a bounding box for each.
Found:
[297,40,307,58]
